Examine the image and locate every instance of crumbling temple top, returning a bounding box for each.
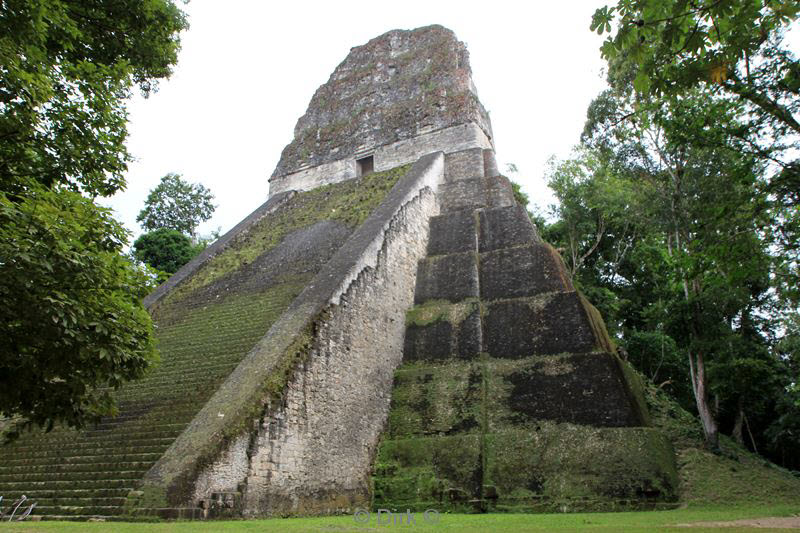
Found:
[269,25,493,195]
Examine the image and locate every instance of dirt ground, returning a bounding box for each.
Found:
[679,516,800,529]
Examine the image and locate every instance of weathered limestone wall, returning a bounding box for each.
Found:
[242,183,437,515]
[269,123,491,196]
[271,25,491,182]
[138,153,444,516]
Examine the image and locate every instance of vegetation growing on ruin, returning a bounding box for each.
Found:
[405,299,479,327]
[533,0,800,465]
[162,165,407,303]
[276,27,490,175]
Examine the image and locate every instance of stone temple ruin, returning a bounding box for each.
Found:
[0,25,678,519]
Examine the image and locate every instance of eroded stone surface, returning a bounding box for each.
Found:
[482,292,599,357]
[478,205,539,252]
[414,252,479,304]
[271,25,491,185]
[427,209,478,256]
[479,244,572,300]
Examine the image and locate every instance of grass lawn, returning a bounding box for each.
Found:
[1,504,799,533]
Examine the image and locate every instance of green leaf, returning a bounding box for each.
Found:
[633,70,652,93]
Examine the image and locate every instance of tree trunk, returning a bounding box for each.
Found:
[689,348,720,451]
[732,398,745,446]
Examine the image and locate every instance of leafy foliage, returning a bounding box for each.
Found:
[133,227,201,274]
[136,173,215,238]
[0,185,158,438]
[591,0,800,303]
[548,73,784,451]
[0,0,188,197]
[0,0,187,438]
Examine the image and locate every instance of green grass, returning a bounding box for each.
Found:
[2,504,799,532]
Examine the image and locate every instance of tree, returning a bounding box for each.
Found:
[136,173,215,240]
[133,228,200,274]
[0,0,187,438]
[591,0,800,304]
[553,79,776,450]
[0,0,188,198]
[0,185,158,438]
[591,0,799,135]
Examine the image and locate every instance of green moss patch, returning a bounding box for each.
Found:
[484,425,678,511]
[163,165,408,304]
[375,350,676,511]
[405,299,478,327]
[374,434,482,512]
[388,361,482,438]
[643,380,800,507]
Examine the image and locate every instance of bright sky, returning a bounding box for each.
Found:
[104,1,609,241]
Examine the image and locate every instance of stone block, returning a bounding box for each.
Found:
[482,292,599,357]
[483,149,499,177]
[483,426,678,511]
[374,434,483,510]
[438,176,515,213]
[438,178,488,212]
[414,252,478,304]
[404,302,481,362]
[404,320,453,361]
[427,210,478,256]
[485,352,645,428]
[484,175,516,208]
[478,205,539,252]
[445,148,485,181]
[479,244,572,300]
[387,362,483,438]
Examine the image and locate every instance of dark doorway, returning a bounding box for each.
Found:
[356,155,374,177]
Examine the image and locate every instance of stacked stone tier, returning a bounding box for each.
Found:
[374,148,678,512]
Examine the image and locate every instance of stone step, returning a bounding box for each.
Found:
[477,204,540,252]
[2,429,183,451]
[403,300,481,362]
[482,351,647,428]
[0,488,132,499]
[4,437,174,455]
[38,515,117,521]
[0,461,155,474]
[479,243,573,300]
[438,176,515,213]
[0,479,135,491]
[444,148,485,182]
[0,470,145,482]
[427,209,478,256]
[3,452,163,466]
[386,363,483,439]
[482,291,614,358]
[89,412,196,430]
[115,373,233,391]
[414,252,478,304]
[28,505,124,517]
[21,496,128,508]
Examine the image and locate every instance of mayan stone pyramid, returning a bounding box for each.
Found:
[0,25,678,519]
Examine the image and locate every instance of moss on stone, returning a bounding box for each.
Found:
[577,292,616,354]
[375,349,674,511]
[388,361,482,438]
[616,356,652,427]
[375,434,482,511]
[405,298,478,327]
[163,165,408,304]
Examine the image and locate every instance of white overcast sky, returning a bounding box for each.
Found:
[104,1,610,240]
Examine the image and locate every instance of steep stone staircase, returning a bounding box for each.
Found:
[0,170,402,520]
[373,148,678,512]
[0,287,301,520]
